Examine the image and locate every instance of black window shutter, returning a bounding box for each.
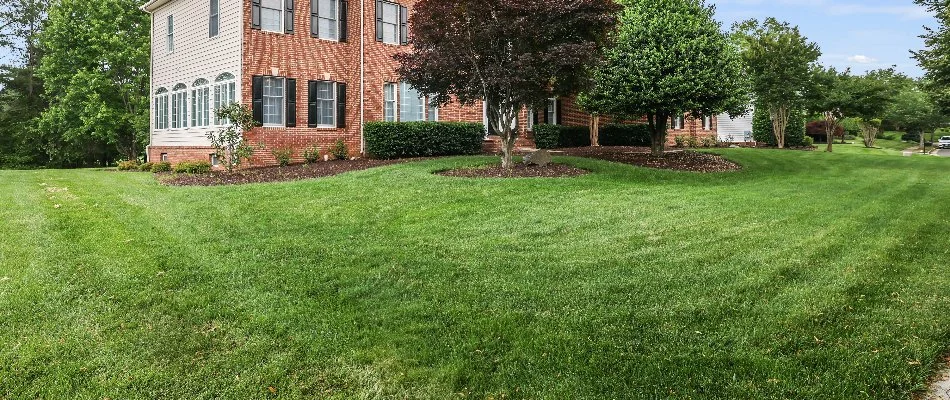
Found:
[286,78,297,127]
[252,76,264,124]
[307,81,317,128]
[310,0,318,37]
[375,1,383,42]
[541,106,548,124]
[336,82,347,128]
[339,0,348,42]
[252,0,261,29]
[285,0,295,33]
[533,109,540,126]
[555,99,562,125]
[399,5,408,45]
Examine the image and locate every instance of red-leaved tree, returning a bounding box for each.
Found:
[395,0,621,168]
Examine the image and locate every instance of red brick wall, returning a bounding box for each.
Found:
[147,146,216,165]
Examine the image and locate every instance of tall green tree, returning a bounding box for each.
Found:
[579,0,749,156]
[0,0,49,167]
[885,83,946,136]
[395,0,621,168]
[915,0,950,114]
[733,18,820,149]
[37,0,150,165]
[848,70,896,148]
[804,66,852,152]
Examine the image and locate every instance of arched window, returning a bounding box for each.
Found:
[213,72,237,125]
[192,78,211,127]
[154,88,169,130]
[171,83,188,129]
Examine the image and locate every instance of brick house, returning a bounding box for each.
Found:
[142,0,722,166]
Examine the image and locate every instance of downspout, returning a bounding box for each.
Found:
[359,0,366,154]
[148,11,155,162]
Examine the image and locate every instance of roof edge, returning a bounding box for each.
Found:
[141,0,173,13]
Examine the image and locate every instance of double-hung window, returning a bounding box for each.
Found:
[672,116,684,130]
[262,77,285,126]
[171,84,188,129]
[399,82,424,122]
[191,79,211,128]
[313,81,335,127]
[209,0,219,37]
[383,83,397,122]
[376,1,405,45]
[154,88,169,130]
[167,16,174,52]
[214,73,237,125]
[546,98,558,125]
[260,0,284,32]
[313,0,339,40]
[428,99,439,122]
[703,115,712,130]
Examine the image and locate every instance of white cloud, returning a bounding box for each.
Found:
[847,55,878,64]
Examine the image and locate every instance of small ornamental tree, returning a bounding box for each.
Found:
[208,103,257,172]
[395,0,621,168]
[580,0,749,156]
[849,70,897,148]
[733,18,820,149]
[804,66,852,152]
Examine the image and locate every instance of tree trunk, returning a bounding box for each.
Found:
[590,114,600,147]
[646,112,668,157]
[823,112,835,153]
[769,104,789,149]
[920,131,926,154]
[488,99,519,169]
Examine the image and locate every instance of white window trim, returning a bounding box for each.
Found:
[261,0,286,34]
[154,92,169,130]
[383,82,397,122]
[379,1,400,45]
[315,80,337,128]
[213,78,237,127]
[546,98,558,125]
[192,81,212,128]
[427,99,439,122]
[314,0,341,41]
[167,15,175,53]
[209,0,220,38]
[170,87,188,130]
[398,81,425,122]
[262,76,286,127]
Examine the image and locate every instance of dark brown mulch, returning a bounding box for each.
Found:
[437,163,589,178]
[160,159,414,186]
[558,146,741,173]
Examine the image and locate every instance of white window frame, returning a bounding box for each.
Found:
[210,153,219,166]
[213,73,237,126]
[191,79,211,128]
[427,99,439,122]
[703,116,712,131]
[383,82,397,122]
[260,0,285,33]
[546,98,558,125]
[379,1,400,45]
[209,0,219,37]
[262,76,285,127]
[527,110,534,131]
[314,80,337,128]
[314,0,340,41]
[171,84,188,130]
[154,89,169,130]
[399,81,425,122]
[672,116,684,130]
[166,15,174,53]
[160,153,169,162]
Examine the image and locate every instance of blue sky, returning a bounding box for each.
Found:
[711,0,935,77]
[0,0,936,77]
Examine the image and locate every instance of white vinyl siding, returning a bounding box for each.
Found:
[263,77,285,126]
[379,2,399,44]
[315,0,339,40]
[150,0,242,147]
[383,83,396,122]
[260,0,283,32]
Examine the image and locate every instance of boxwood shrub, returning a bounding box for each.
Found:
[533,124,591,149]
[173,161,212,174]
[599,124,652,146]
[365,122,485,159]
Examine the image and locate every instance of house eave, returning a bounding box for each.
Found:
[141,0,174,13]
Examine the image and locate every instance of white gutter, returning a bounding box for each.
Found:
[359,0,366,155]
[141,0,173,13]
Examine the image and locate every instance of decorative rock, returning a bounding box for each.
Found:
[523,150,553,167]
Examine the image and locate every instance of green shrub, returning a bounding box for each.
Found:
[117,160,140,171]
[598,124,651,146]
[364,122,485,158]
[138,162,154,172]
[533,124,590,149]
[701,136,717,148]
[802,136,815,147]
[686,136,700,148]
[303,145,321,164]
[330,139,349,160]
[151,162,172,173]
[272,148,293,167]
[174,161,212,174]
[674,135,687,148]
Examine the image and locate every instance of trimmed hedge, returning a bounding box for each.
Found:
[173,161,212,174]
[599,124,652,146]
[365,122,485,159]
[533,124,591,149]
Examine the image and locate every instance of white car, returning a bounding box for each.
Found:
[938,136,950,149]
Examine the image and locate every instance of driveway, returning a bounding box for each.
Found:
[935,149,950,157]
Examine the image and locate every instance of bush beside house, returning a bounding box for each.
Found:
[365,122,485,159]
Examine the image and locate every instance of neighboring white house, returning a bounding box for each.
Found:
[145,0,243,149]
[716,107,755,143]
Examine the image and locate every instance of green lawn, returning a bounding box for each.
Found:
[2,149,950,399]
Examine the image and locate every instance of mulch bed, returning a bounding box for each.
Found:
[159,159,413,186]
[558,146,742,173]
[437,163,589,178]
